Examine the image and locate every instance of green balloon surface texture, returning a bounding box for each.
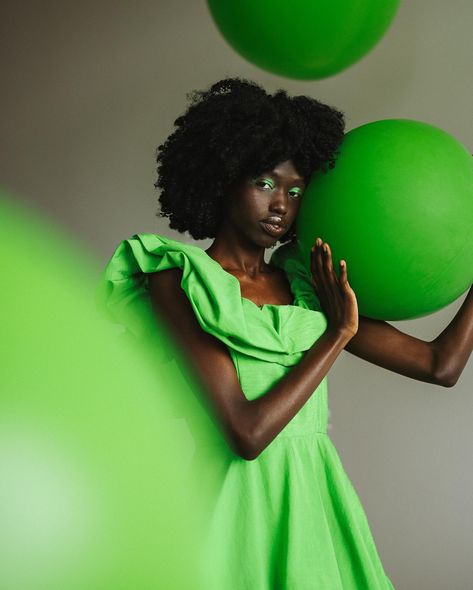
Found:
[0,196,212,590]
[296,119,473,320]
[207,0,400,79]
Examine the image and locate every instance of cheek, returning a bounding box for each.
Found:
[290,199,302,216]
[240,191,264,215]
[224,192,260,225]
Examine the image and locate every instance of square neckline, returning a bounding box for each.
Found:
[200,248,299,311]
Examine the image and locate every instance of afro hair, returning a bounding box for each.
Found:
[155,77,345,243]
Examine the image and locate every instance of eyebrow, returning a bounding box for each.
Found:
[263,171,305,185]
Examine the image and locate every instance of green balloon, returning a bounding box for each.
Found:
[296,119,473,320]
[207,0,400,79]
[0,197,216,590]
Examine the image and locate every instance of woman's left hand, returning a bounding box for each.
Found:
[310,237,359,337]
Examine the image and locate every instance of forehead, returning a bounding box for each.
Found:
[264,160,305,183]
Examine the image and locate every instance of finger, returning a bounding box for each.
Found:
[311,242,323,291]
[310,240,322,290]
[323,243,334,276]
[310,240,320,275]
[310,246,319,291]
[322,242,339,298]
[313,239,330,304]
[315,238,324,274]
[339,259,348,285]
[340,260,352,291]
[317,240,332,298]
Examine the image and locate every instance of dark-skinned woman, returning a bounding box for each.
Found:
[99,78,473,590]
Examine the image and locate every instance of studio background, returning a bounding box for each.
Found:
[1,2,472,589]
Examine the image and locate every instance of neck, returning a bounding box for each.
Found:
[205,229,271,277]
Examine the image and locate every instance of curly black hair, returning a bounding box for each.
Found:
[155,77,345,243]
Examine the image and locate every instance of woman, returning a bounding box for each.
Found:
[100,78,473,589]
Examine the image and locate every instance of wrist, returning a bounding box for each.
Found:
[326,326,356,345]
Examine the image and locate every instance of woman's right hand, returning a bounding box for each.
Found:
[310,237,359,339]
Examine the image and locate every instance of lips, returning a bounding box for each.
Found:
[261,216,285,227]
[260,221,286,237]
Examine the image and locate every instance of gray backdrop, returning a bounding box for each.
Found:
[1,2,472,588]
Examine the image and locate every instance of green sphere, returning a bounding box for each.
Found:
[296,119,473,320]
[207,0,400,79]
[0,197,212,590]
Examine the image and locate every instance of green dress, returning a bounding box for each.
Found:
[99,233,396,590]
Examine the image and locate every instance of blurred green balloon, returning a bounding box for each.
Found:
[296,119,473,320]
[207,0,400,79]
[0,196,217,590]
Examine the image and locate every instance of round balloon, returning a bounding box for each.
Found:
[207,0,400,79]
[0,196,219,590]
[295,119,473,320]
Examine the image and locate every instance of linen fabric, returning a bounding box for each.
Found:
[98,233,396,590]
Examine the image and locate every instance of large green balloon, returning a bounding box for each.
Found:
[207,0,400,79]
[296,119,473,320]
[0,197,219,590]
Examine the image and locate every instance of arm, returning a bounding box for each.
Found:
[316,241,473,387]
[345,316,439,385]
[148,268,352,461]
[345,287,473,388]
[429,285,473,386]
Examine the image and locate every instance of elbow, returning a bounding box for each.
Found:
[243,447,264,460]
[239,448,260,461]
[231,430,262,461]
[431,349,459,388]
[228,407,264,460]
[438,374,458,388]
[233,436,261,461]
[432,368,458,388]
[231,445,259,461]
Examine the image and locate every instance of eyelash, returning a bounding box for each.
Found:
[253,178,303,199]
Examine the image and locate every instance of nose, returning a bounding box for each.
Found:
[269,187,289,215]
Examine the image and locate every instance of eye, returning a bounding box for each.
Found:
[251,177,275,191]
[288,187,303,199]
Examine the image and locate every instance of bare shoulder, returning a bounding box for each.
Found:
[148,268,250,456]
[148,267,208,344]
[148,267,184,305]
